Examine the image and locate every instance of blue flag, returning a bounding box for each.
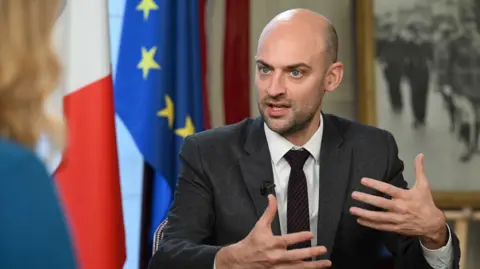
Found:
[114,0,206,254]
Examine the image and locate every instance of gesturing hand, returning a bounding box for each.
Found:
[216,195,332,269]
[349,154,448,249]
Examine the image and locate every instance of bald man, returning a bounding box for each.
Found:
[148,9,460,269]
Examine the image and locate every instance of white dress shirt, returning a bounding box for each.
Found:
[214,116,453,268]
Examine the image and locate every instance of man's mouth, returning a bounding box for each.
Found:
[266,102,290,109]
[269,105,287,111]
[266,103,290,117]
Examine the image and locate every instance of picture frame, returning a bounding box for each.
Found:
[353,0,480,209]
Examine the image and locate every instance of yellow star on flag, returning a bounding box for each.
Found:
[157,95,174,128]
[137,46,161,79]
[136,0,159,20]
[175,116,196,138]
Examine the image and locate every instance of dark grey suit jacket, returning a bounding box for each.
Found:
[148,114,461,269]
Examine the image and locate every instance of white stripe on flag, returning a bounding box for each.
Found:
[65,0,111,94]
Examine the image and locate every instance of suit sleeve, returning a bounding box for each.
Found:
[0,149,77,269]
[148,135,221,269]
[381,132,461,269]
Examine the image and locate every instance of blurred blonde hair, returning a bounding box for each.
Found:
[0,0,64,151]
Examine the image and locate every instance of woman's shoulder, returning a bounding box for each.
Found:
[0,138,49,176]
[0,138,52,192]
[0,139,77,268]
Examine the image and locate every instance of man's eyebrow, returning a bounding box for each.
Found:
[285,62,312,70]
[255,59,272,68]
[255,59,312,70]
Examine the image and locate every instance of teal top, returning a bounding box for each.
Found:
[0,138,77,268]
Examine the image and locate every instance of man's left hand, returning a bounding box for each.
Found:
[349,153,448,249]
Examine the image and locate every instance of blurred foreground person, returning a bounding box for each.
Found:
[0,0,77,268]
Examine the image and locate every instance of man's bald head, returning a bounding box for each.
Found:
[257,9,338,63]
[254,8,344,143]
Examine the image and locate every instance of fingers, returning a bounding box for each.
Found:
[357,218,398,232]
[276,231,314,247]
[278,246,327,262]
[414,153,425,178]
[414,153,428,186]
[301,260,332,269]
[360,178,405,198]
[351,191,396,211]
[349,207,402,223]
[276,259,332,269]
[259,194,278,226]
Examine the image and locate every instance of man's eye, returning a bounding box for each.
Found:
[259,66,271,74]
[290,70,303,78]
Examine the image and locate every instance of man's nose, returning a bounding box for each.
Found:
[266,74,286,96]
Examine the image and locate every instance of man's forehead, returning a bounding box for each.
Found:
[256,22,326,64]
[256,36,324,67]
[255,56,312,69]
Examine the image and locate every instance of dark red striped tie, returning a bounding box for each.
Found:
[284,149,311,250]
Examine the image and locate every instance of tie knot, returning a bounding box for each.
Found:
[284,149,310,171]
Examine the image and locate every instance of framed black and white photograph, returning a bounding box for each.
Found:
[355,0,480,208]
[354,2,480,266]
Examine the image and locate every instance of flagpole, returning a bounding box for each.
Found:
[138,162,154,269]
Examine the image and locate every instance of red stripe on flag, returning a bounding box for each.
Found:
[55,75,126,269]
[223,0,251,124]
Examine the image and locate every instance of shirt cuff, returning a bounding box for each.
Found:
[213,256,216,269]
[420,224,454,269]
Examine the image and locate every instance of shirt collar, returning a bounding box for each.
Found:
[264,114,324,165]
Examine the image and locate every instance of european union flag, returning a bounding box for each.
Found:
[114,0,207,261]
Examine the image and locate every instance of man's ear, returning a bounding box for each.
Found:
[324,62,344,93]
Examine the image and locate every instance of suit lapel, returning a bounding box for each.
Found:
[239,117,281,236]
[316,114,352,260]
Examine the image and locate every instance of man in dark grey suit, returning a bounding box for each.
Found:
[148,9,461,269]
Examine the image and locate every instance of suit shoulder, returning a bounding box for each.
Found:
[188,118,255,146]
[325,114,393,142]
[0,138,49,178]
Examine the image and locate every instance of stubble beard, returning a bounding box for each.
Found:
[258,102,318,137]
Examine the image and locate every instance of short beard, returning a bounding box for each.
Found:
[258,103,317,137]
[276,111,316,137]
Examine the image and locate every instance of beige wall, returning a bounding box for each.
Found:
[206,0,356,127]
[205,0,226,127]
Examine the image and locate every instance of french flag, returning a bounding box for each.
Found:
[47,1,126,268]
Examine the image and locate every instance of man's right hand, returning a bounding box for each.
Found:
[215,195,332,269]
